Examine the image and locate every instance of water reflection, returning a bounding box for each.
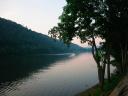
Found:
[0,54,71,83]
[0,53,99,96]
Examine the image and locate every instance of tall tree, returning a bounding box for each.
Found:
[104,0,128,74]
[49,0,108,91]
[49,0,128,93]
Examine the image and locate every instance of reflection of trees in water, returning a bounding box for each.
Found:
[0,54,69,84]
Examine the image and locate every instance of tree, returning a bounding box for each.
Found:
[49,0,108,91]
[104,0,128,74]
[49,0,128,92]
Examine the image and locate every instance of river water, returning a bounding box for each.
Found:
[0,53,99,96]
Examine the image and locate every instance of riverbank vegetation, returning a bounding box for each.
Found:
[49,0,128,95]
[76,73,123,96]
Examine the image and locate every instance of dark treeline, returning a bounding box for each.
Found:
[0,17,88,55]
[49,0,128,93]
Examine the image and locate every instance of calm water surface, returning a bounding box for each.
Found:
[0,53,99,96]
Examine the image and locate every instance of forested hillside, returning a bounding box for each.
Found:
[0,17,87,55]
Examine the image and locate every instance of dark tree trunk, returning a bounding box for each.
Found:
[107,61,111,82]
[91,36,105,92]
[107,49,111,82]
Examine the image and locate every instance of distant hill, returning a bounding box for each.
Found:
[0,17,89,55]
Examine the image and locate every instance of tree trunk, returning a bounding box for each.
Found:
[124,43,127,73]
[107,51,111,82]
[107,61,111,82]
[91,36,105,92]
[98,67,104,92]
[120,44,124,74]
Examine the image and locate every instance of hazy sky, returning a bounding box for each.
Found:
[0,0,88,47]
[0,0,66,34]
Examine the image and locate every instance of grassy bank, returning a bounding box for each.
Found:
[76,74,122,96]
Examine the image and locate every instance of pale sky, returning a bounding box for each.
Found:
[0,0,88,47]
[0,0,66,33]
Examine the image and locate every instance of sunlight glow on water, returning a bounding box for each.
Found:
[0,53,99,96]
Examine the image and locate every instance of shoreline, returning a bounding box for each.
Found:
[75,84,99,96]
[76,74,122,96]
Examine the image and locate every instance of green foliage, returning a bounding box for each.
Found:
[49,0,128,73]
[104,0,128,73]
[51,0,106,44]
[104,74,122,93]
[49,0,128,94]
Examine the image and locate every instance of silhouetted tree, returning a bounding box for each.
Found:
[49,0,108,91]
[104,0,128,74]
[49,0,128,92]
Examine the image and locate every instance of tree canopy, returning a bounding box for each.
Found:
[49,0,128,91]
